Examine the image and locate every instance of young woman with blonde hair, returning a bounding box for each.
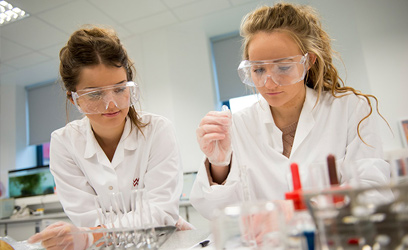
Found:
[191,2,390,220]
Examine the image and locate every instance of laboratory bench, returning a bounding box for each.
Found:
[0,212,71,241]
[0,198,210,242]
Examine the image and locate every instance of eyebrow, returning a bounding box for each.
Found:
[82,80,127,90]
[251,55,298,64]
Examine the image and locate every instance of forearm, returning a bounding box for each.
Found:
[210,162,231,184]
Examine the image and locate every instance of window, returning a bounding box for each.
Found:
[26,81,81,146]
[211,32,250,109]
[211,33,260,112]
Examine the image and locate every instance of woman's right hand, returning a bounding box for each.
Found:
[196,109,232,167]
[28,221,89,250]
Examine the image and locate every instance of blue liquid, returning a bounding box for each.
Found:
[303,231,315,250]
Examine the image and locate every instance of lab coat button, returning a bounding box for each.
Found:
[108,186,113,190]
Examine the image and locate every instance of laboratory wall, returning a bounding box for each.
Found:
[0,0,407,192]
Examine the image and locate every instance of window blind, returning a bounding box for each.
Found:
[26,81,82,146]
[211,33,249,102]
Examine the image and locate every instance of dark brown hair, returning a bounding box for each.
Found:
[59,25,147,132]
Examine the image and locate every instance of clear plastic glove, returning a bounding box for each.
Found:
[175,216,196,231]
[27,221,90,250]
[196,107,232,166]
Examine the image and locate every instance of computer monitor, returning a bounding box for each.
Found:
[180,172,197,201]
[8,165,55,198]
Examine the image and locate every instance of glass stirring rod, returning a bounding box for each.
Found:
[222,105,251,202]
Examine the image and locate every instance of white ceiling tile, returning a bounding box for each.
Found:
[123,11,178,34]
[37,1,130,37]
[161,0,198,8]
[88,0,167,24]
[5,52,50,68]
[40,43,66,60]
[173,0,232,21]
[0,17,68,50]
[229,0,260,6]
[0,38,32,61]
[9,0,73,14]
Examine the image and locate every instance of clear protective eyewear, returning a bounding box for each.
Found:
[237,53,309,87]
[71,81,139,114]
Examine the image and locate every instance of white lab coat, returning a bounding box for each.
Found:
[50,112,182,227]
[190,87,391,220]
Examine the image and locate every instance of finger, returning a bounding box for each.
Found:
[200,133,227,146]
[27,233,42,244]
[41,234,72,249]
[199,113,231,127]
[207,110,231,117]
[28,221,70,243]
[201,123,229,135]
[42,232,76,250]
[197,125,229,143]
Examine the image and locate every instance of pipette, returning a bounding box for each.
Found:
[221,105,251,202]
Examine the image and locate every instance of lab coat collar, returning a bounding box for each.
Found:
[291,87,317,155]
[83,116,136,159]
[259,97,275,124]
[122,117,138,151]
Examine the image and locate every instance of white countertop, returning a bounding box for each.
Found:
[0,212,67,224]
[160,229,212,250]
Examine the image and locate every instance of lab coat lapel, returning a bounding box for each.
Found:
[80,118,110,168]
[258,98,287,160]
[84,117,99,159]
[111,118,133,169]
[291,87,316,155]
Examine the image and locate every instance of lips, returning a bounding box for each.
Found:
[267,91,283,96]
[102,111,120,117]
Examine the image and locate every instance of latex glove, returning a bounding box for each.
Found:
[175,216,196,231]
[196,108,232,166]
[28,221,90,250]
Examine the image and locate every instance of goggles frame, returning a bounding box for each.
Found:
[237,53,309,87]
[71,81,139,114]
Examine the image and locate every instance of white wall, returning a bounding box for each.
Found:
[1,0,407,193]
[309,0,408,150]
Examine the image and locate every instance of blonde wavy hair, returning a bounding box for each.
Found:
[240,3,386,143]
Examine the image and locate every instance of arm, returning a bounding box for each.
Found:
[49,132,100,227]
[142,117,183,226]
[341,95,391,195]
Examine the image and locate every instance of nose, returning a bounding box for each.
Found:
[103,91,119,110]
[263,75,279,88]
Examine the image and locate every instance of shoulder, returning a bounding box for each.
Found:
[316,88,369,108]
[232,96,273,127]
[51,116,88,140]
[232,97,269,123]
[137,112,175,135]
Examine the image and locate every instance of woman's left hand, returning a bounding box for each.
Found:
[28,221,89,250]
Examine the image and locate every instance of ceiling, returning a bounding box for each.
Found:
[0,0,264,84]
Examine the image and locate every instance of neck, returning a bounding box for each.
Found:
[270,86,306,129]
[92,120,126,161]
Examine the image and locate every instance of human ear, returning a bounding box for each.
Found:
[67,91,75,105]
[308,53,317,69]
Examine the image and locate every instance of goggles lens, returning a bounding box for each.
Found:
[71,81,139,114]
[237,53,308,87]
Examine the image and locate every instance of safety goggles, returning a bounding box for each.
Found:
[71,81,139,114]
[237,53,308,87]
